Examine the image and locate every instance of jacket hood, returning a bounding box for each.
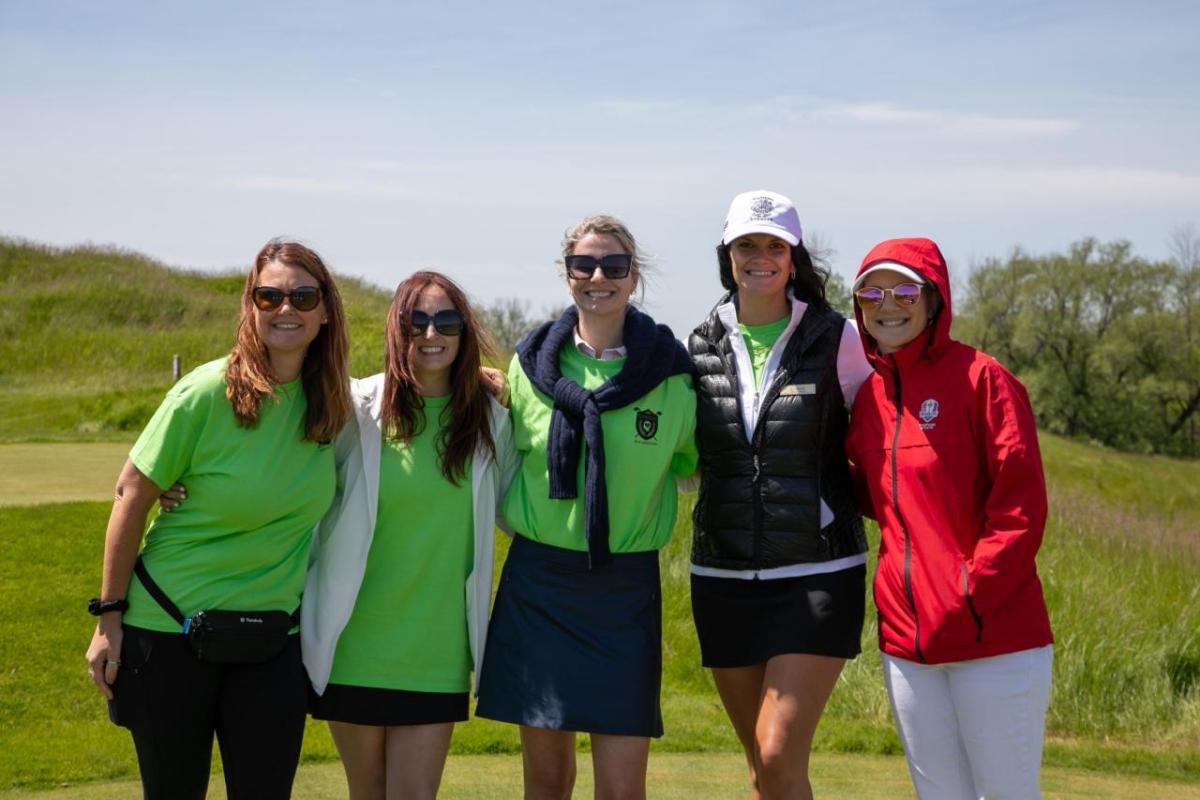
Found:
[853,237,953,365]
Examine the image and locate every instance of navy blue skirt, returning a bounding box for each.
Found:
[475,534,663,738]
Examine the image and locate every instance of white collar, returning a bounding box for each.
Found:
[574,330,627,361]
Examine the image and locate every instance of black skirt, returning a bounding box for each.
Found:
[690,564,867,668]
[309,683,468,726]
[475,534,664,738]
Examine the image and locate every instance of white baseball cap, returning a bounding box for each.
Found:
[852,261,926,292]
[722,190,802,246]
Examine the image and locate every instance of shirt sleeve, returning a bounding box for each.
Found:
[128,381,207,492]
[670,376,699,477]
[837,318,873,411]
[967,361,1049,617]
[505,353,533,455]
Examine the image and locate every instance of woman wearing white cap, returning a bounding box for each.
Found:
[688,191,873,799]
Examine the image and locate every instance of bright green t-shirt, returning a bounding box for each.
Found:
[739,315,790,390]
[502,347,698,553]
[329,395,474,693]
[124,358,336,633]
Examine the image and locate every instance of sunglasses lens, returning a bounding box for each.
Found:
[410,310,431,334]
[565,255,597,279]
[893,284,922,305]
[253,288,285,310]
[433,310,465,336]
[855,288,884,308]
[290,287,321,311]
[599,254,633,279]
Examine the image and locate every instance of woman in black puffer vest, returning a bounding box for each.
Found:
[688,190,873,800]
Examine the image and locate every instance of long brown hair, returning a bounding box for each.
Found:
[226,240,351,442]
[381,271,497,484]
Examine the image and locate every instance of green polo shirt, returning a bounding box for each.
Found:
[329,395,474,692]
[502,347,697,553]
[124,358,336,633]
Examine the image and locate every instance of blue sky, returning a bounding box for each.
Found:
[2,1,1197,334]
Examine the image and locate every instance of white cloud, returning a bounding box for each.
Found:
[817,101,1077,137]
[948,166,1200,205]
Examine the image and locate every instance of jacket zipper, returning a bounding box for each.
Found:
[961,562,984,642]
[749,367,787,570]
[888,356,924,663]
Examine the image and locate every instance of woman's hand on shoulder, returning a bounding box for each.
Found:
[158,482,187,512]
[481,367,510,408]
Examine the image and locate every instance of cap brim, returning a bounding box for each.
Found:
[853,262,925,292]
[722,223,800,247]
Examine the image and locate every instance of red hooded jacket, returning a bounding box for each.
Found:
[845,238,1053,664]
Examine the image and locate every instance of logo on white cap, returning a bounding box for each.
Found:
[749,197,776,220]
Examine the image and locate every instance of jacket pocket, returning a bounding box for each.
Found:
[961,562,984,643]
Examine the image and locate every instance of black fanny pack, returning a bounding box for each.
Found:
[133,557,298,664]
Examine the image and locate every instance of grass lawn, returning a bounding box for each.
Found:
[10,752,1200,799]
[2,438,1198,792]
[0,443,130,506]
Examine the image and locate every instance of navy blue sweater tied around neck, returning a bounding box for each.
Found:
[517,305,693,567]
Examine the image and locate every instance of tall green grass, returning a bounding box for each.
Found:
[0,239,392,441]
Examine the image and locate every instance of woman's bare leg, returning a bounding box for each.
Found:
[520,725,577,800]
[711,663,768,798]
[590,733,650,800]
[382,722,454,800]
[755,654,846,800]
[328,721,387,800]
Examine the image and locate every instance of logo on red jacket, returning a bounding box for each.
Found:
[918,398,939,430]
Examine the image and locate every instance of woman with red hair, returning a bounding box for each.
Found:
[303,271,516,800]
[84,240,352,799]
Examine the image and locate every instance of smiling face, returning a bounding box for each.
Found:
[253,260,326,367]
[567,231,636,322]
[408,284,461,386]
[859,269,933,354]
[729,234,791,300]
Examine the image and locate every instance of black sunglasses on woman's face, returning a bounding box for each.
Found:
[565,253,633,280]
[252,286,322,311]
[409,309,466,337]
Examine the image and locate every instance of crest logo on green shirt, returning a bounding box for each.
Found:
[634,407,661,442]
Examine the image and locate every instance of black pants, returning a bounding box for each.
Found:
[108,625,308,800]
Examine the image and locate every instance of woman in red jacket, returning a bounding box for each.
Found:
[845,237,1054,800]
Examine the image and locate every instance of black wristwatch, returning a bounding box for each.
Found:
[88,598,129,616]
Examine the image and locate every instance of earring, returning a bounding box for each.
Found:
[790,269,796,280]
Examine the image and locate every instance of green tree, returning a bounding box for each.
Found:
[957,237,1198,456]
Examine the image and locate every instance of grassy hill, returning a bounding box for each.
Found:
[0,238,393,441]
[1,239,1198,791]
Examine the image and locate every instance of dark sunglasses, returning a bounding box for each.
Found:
[410,308,466,337]
[565,253,633,280]
[252,285,322,312]
[854,283,923,309]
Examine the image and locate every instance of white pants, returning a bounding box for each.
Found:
[882,645,1053,800]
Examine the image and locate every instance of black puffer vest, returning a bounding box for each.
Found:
[689,296,866,570]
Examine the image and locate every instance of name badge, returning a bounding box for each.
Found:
[779,383,817,396]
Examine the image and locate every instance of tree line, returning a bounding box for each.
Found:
[956,229,1199,458]
[477,229,1200,458]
